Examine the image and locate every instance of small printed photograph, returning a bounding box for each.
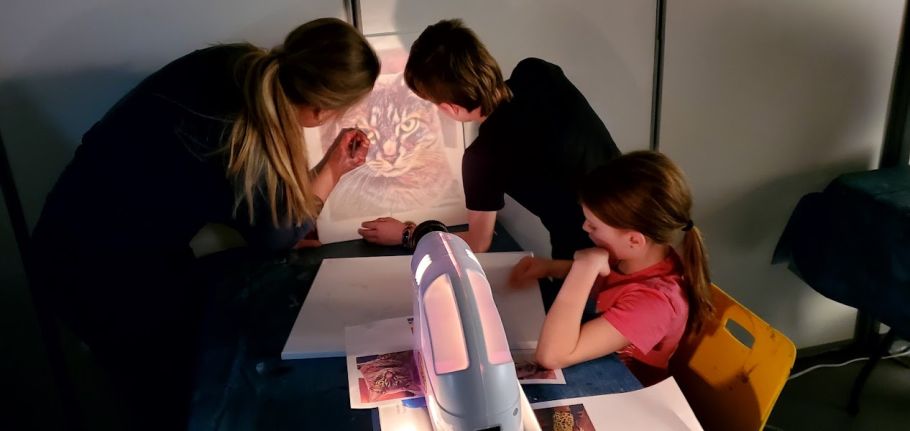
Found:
[512,349,566,384]
[533,403,596,431]
[355,350,423,404]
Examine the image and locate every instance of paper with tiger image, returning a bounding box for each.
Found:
[345,316,424,409]
[513,349,567,385]
[530,378,704,430]
[304,34,467,243]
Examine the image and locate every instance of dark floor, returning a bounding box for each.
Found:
[766,340,910,431]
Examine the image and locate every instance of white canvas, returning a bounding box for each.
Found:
[281,252,543,359]
[304,34,467,244]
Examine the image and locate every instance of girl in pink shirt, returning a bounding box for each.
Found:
[510,151,714,386]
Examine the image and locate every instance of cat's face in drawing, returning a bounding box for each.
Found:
[319,74,458,216]
[325,75,441,179]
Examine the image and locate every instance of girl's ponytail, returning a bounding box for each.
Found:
[680,224,714,334]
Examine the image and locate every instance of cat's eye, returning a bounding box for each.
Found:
[399,118,419,133]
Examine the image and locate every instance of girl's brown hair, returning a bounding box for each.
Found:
[404,19,511,116]
[228,18,380,226]
[580,151,714,334]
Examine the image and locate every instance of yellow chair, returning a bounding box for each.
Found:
[670,284,796,431]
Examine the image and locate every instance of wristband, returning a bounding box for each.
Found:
[408,220,448,250]
[401,221,416,248]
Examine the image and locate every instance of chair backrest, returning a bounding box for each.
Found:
[670,284,795,431]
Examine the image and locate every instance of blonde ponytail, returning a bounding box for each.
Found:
[228,49,316,226]
[226,18,380,227]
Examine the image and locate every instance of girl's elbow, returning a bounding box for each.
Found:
[535,348,565,371]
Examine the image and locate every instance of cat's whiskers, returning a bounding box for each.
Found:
[319,74,459,216]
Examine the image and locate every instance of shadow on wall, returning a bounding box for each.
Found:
[668,2,896,345]
[699,154,869,343]
[0,69,147,431]
[701,154,871,257]
[0,69,149,227]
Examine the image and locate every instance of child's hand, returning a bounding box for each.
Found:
[509,256,553,287]
[358,217,406,245]
[573,248,611,277]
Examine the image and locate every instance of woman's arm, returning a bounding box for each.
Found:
[311,164,339,205]
[535,248,630,370]
[311,128,370,204]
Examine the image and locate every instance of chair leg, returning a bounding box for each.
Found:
[847,329,896,415]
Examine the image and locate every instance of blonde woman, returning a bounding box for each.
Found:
[30,18,379,428]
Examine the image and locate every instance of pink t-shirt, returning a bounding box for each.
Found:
[594,251,689,386]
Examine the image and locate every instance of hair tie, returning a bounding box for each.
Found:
[268,47,285,63]
[682,220,694,232]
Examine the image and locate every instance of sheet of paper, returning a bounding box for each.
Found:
[344,318,563,410]
[282,252,544,359]
[303,33,467,244]
[376,382,542,431]
[376,403,433,430]
[345,316,415,357]
[346,348,424,409]
[530,377,703,431]
[345,317,424,409]
[513,349,566,385]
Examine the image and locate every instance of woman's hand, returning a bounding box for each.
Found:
[509,256,554,286]
[358,217,406,246]
[573,248,611,277]
[311,128,370,203]
[322,128,370,178]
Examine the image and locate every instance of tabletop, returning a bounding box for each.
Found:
[187,224,641,430]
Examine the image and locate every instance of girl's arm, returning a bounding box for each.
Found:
[535,248,630,370]
[509,257,574,286]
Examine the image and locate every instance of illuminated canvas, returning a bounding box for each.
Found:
[304,34,467,243]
